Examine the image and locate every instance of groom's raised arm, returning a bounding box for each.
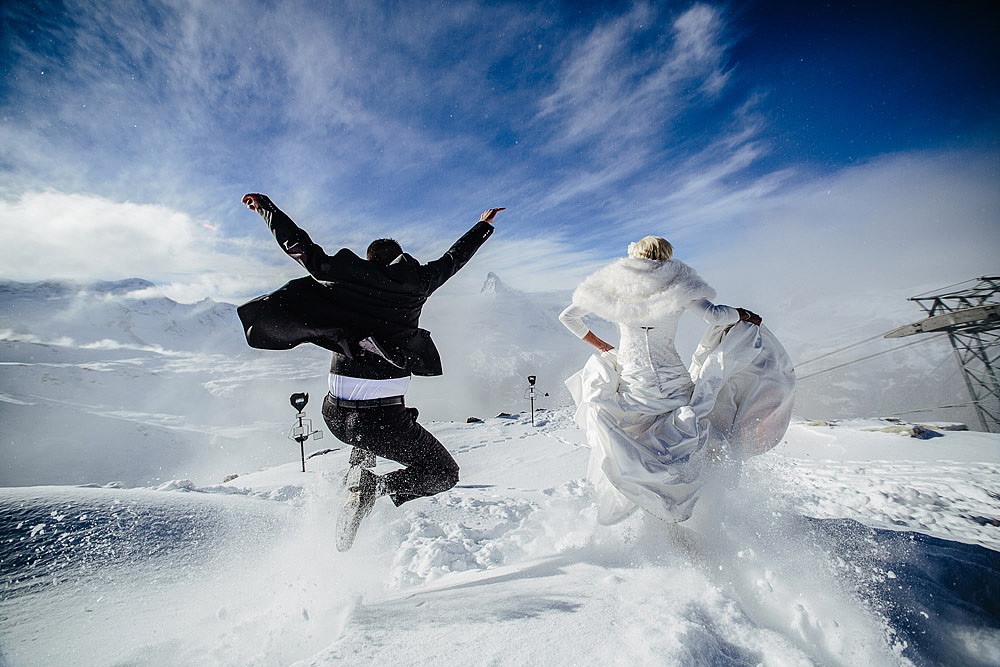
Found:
[243,193,336,279]
[420,208,504,294]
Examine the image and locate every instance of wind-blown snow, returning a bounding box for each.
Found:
[2,275,998,665]
[0,276,985,488]
[2,411,997,666]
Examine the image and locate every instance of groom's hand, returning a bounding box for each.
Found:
[242,193,265,211]
[479,207,505,225]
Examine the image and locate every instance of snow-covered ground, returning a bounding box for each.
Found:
[2,276,997,665]
[3,410,998,666]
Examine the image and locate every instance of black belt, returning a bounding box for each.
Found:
[329,394,405,409]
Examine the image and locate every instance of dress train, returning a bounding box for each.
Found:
[566,322,795,524]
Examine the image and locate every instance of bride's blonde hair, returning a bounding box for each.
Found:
[627,236,673,261]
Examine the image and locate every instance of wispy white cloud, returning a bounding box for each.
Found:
[0,0,551,232]
[538,3,730,149]
[521,3,757,219]
[2,0,995,322]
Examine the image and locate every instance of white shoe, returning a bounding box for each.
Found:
[336,469,382,552]
[342,448,377,487]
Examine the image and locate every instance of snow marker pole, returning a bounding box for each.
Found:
[289,392,314,472]
[297,412,306,472]
[527,375,536,426]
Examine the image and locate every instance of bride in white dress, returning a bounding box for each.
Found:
[560,236,795,525]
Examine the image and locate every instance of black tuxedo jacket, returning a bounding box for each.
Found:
[237,197,493,376]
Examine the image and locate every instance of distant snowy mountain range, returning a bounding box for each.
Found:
[0,278,241,353]
[0,275,977,488]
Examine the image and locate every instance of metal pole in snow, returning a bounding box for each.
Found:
[530,386,535,426]
[297,413,306,472]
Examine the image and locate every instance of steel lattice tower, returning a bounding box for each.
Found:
[885,277,1000,432]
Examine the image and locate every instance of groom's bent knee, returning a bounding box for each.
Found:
[441,462,460,491]
[427,459,460,496]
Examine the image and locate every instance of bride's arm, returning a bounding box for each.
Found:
[688,298,740,325]
[688,298,761,326]
[559,304,614,352]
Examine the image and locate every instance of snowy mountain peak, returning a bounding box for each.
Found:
[481,272,516,295]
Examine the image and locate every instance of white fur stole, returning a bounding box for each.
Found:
[572,258,716,325]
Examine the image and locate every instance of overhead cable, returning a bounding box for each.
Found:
[796,333,885,367]
[910,278,977,299]
[884,402,977,417]
[796,334,947,381]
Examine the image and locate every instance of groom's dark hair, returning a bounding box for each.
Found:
[366,238,403,266]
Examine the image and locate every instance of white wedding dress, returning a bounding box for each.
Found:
[561,257,795,524]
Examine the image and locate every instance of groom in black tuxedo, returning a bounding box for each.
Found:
[239,193,503,549]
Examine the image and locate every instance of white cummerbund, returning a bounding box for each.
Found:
[328,374,410,400]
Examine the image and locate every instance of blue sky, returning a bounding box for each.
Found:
[0,0,997,306]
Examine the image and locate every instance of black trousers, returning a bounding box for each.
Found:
[322,394,459,506]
